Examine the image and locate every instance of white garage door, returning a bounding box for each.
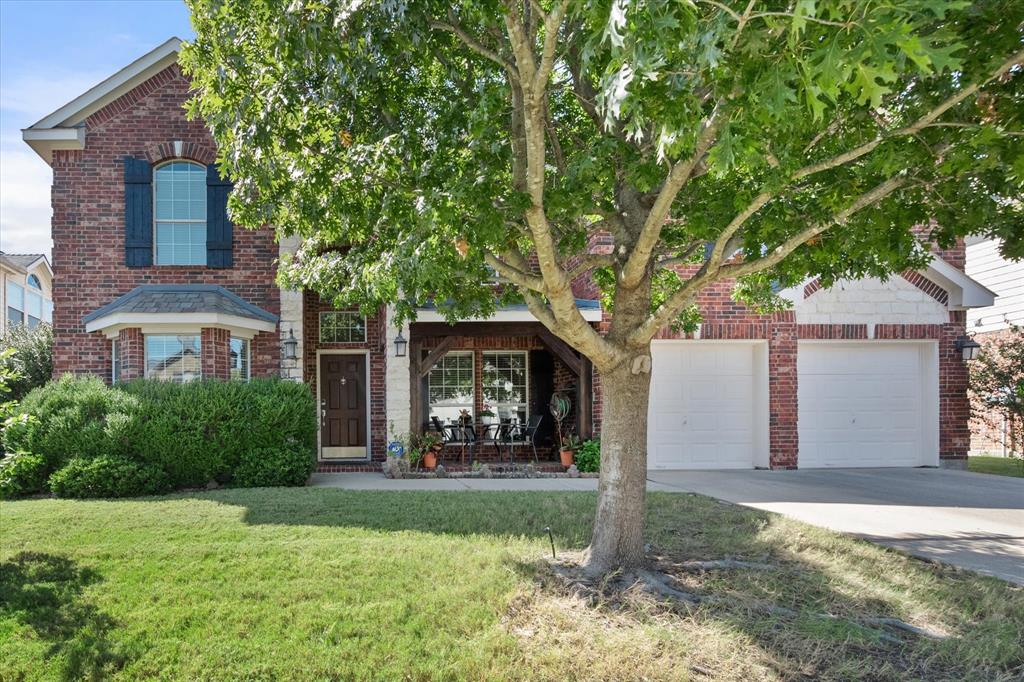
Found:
[798,343,938,468]
[648,342,765,469]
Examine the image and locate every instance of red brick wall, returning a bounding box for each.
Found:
[303,293,387,460]
[117,328,144,381]
[201,328,231,380]
[50,63,280,382]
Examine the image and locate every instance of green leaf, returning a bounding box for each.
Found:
[851,63,897,108]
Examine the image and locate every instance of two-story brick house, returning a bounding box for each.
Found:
[23,38,997,470]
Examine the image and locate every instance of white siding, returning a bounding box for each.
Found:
[966,238,1024,333]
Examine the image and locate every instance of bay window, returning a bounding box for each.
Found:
[230,337,250,381]
[145,335,201,382]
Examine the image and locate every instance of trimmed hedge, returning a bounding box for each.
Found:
[49,456,171,499]
[2,375,317,497]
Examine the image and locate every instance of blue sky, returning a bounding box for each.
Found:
[0,0,195,256]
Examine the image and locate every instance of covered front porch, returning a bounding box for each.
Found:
[408,321,595,464]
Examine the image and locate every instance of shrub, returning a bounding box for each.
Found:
[0,323,53,401]
[0,452,48,498]
[7,375,317,494]
[234,445,315,487]
[119,378,317,487]
[575,438,600,473]
[48,456,171,499]
[3,374,139,470]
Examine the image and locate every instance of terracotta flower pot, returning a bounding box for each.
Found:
[423,451,438,470]
[559,449,575,468]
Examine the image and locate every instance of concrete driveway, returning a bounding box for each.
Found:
[646,468,1024,585]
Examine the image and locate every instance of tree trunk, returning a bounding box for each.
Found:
[584,354,652,575]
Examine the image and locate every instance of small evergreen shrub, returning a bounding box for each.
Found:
[48,456,171,499]
[575,438,600,473]
[234,445,315,487]
[0,452,48,498]
[6,375,317,496]
[3,375,139,470]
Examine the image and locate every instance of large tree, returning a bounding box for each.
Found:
[183,0,1024,573]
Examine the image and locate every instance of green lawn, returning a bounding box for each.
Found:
[2,490,1022,681]
[969,455,1024,478]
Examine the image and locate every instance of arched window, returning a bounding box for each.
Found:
[154,161,206,265]
[27,274,42,289]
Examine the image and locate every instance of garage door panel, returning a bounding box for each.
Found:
[648,343,762,469]
[798,343,934,468]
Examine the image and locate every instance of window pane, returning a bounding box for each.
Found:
[43,300,53,323]
[428,351,474,423]
[146,335,201,383]
[6,282,24,311]
[482,352,529,424]
[27,292,42,318]
[112,340,120,384]
[230,337,250,381]
[27,274,42,290]
[7,308,23,326]
[319,312,367,343]
[153,162,208,266]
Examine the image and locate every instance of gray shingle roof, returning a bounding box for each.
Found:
[82,285,278,324]
[0,252,47,271]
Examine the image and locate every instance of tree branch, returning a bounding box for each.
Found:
[483,252,546,292]
[619,105,726,289]
[429,10,518,79]
[629,173,908,343]
[566,253,616,280]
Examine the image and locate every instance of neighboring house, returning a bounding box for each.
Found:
[965,236,1023,456]
[22,38,997,470]
[1,251,53,336]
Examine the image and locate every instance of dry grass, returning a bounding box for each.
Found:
[2,489,1022,681]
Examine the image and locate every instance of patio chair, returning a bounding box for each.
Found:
[434,417,477,466]
[505,414,543,463]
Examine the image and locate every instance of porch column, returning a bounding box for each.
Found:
[201,327,231,380]
[278,234,304,381]
[384,304,411,440]
[117,328,145,381]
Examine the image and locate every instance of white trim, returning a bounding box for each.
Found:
[111,339,120,384]
[316,349,372,462]
[229,336,251,382]
[85,312,276,338]
[924,257,996,309]
[415,307,603,323]
[31,38,182,130]
[20,128,86,163]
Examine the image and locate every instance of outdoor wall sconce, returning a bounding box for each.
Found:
[282,328,298,361]
[393,330,407,358]
[955,335,981,362]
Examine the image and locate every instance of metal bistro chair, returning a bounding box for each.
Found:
[505,414,543,463]
[432,416,477,466]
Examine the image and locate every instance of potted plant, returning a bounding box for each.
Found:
[479,405,497,426]
[419,431,443,470]
[559,433,581,467]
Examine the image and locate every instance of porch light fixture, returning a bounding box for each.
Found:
[393,330,407,358]
[955,335,981,362]
[282,328,298,361]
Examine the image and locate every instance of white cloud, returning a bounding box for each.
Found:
[0,143,52,256]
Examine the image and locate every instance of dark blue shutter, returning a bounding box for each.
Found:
[207,163,233,268]
[124,156,153,267]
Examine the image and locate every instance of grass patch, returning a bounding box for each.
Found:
[969,455,1024,478]
[2,489,1022,680]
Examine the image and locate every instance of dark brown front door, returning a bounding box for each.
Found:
[320,354,368,459]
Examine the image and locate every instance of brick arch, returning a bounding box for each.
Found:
[144,141,217,167]
[802,273,948,305]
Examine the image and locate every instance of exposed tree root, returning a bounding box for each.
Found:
[544,558,947,643]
